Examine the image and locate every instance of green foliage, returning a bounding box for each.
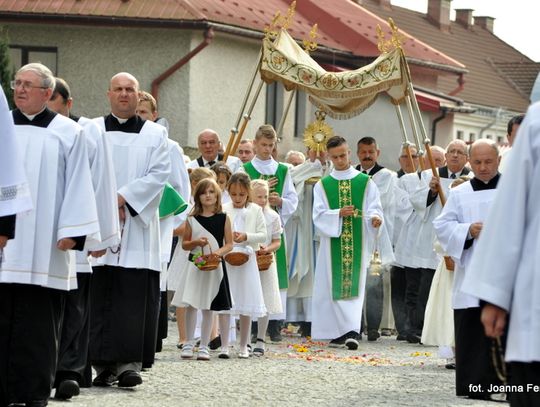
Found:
[0,26,13,108]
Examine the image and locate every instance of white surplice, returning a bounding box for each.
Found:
[311,166,383,339]
[463,102,540,363]
[93,117,171,272]
[159,139,190,290]
[74,117,121,273]
[433,181,497,309]
[0,88,32,216]
[1,112,99,290]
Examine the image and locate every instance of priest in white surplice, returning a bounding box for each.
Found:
[463,104,540,407]
[0,63,99,407]
[47,77,121,399]
[433,139,503,401]
[90,73,170,389]
[311,136,383,350]
[0,86,32,249]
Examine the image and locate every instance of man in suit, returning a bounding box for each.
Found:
[187,129,242,172]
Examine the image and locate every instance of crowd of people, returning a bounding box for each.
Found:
[0,61,538,407]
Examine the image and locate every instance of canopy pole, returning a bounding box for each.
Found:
[224,50,262,160]
[224,80,265,161]
[276,89,297,140]
[405,94,426,170]
[394,103,417,173]
[407,84,446,205]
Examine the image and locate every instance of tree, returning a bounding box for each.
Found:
[0,26,13,107]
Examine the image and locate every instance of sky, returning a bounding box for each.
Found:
[391,0,539,62]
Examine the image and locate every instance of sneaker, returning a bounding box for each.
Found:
[218,348,230,359]
[345,338,359,350]
[238,348,250,359]
[197,346,210,361]
[181,343,194,359]
[328,333,346,348]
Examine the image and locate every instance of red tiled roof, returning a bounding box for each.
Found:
[0,0,464,73]
[361,0,535,112]
[490,60,540,101]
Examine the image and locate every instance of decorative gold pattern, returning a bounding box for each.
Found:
[338,179,354,298]
[264,1,296,40]
[302,23,318,53]
[377,18,405,53]
[303,110,334,153]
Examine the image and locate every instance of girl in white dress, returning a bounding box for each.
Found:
[222,173,268,358]
[250,179,283,356]
[171,178,233,361]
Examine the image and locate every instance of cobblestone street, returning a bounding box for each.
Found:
[46,323,496,407]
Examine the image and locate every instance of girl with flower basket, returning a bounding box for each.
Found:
[250,179,283,356]
[222,173,268,359]
[170,178,233,361]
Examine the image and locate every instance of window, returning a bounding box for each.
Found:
[456,130,464,140]
[265,82,284,129]
[469,132,476,142]
[9,46,58,75]
[294,90,307,138]
[497,135,504,144]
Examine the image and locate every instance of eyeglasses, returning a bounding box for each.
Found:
[10,80,48,91]
[447,149,467,156]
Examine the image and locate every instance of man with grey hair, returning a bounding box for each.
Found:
[187,129,242,172]
[285,150,306,167]
[434,139,503,400]
[90,72,170,389]
[0,63,99,407]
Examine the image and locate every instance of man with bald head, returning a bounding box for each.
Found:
[90,72,171,389]
[187,129,242,172]
[434,139,503,400]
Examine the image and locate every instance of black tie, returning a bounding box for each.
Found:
[362,170,368,175]
[207,160,216,167]
[450,173,456,179]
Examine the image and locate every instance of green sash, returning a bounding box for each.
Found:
[321,173,368,300]
[159,183,188,219]
[244,161,289,289]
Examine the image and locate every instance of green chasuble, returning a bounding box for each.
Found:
[244,161,289,289]
[321,173,369,300]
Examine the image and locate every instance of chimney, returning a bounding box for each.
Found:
[427,0,452,32]
[474,16,495,33]
[455,9,473,28]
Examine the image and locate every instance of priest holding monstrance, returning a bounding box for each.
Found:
[311,135,383,350]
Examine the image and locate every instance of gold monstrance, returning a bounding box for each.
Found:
[303,110,334,154]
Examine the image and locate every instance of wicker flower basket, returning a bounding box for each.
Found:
[224,251,249,266]
[195,246,221,271]
[256,251,274,271]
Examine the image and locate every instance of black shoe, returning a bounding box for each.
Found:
[406,333,422,344]
[445,362,456,370]
[345,337,359,350]
[329,333,347,347]
[299,321,312,338]
[92,370,118,387]
[208,336,221,350]
[268,320,282,343]
[396,333,407,341]
[26,401,48,407]
[117,370,143,388]
[367,330,380,342]
[54,379,80,399]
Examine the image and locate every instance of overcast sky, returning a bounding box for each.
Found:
[390,0,539,62]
